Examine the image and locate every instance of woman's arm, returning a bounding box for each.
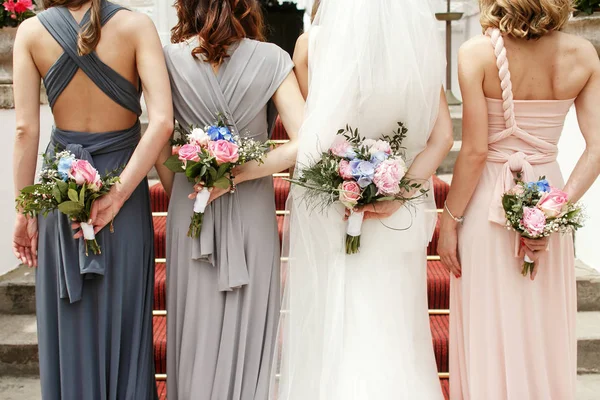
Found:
[564,42,600,203]
[88,15,174,233]
[293,33,310,100]
[439,41,490,277]
[228,72,305,184]
[12,19,42,267]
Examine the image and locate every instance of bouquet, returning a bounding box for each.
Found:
[163,114,271,238]
[289,123,427,254]
[502,176,586,277]
[16,150,121,255]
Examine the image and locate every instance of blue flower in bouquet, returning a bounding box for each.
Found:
[527,179,551,193]
[350,159,375,188]
[57,155,75,181]
[370,151,388,167]
[207,125,235,143]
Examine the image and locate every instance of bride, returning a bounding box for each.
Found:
[270,0,454,399]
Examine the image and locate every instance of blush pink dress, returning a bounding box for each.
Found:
[450,29,577,400]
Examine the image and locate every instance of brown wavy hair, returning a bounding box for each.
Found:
[480,0,573,40]
[171,0,266,65]
[43,0,102,55]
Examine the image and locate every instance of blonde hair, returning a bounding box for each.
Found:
[479,0,573,40]
[311,0,320,23]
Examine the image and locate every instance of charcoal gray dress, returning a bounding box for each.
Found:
[163,38,293,399]
[35,3,157,399]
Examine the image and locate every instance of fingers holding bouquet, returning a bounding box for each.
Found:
[502,177,585,278]
[188,182,230,205]
[289,122,427,254]
[164,115,271,238]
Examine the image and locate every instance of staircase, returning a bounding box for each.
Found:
[1,118,600,399]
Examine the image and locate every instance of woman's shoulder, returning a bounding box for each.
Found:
[247,39,291,60]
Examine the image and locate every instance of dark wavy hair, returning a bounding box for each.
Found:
[43,0,102,55]
[171,0,266,64]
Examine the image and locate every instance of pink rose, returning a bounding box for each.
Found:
[208,140,239,165]
[339,181,361,208]
[537,187,569,218]
[521,207,546,237]
[373,159,404,195]
[339,160,353,180]
[370,140,392,155]
[171,146,181,156]
[13,0,33,13]
[69,160,103,192]
[178,144,201,163]
[508,184,525,196]
[330,136,353,158]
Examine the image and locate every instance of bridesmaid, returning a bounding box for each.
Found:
[11,1,173,398]
[155,0,305,399]
[439,1,600,399]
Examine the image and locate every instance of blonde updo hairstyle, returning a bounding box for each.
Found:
[479,0,573,40]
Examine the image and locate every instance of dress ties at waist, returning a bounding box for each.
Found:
[190,191,250,292]
[47,121,141,303]
[487,149,557,226]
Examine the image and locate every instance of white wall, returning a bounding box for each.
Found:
[2,107,54,276]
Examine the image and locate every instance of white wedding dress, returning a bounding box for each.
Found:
[270,1,446,399]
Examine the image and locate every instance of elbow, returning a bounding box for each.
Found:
[14,124,39,144]
[460,146,488,165]
[150,116,174,141]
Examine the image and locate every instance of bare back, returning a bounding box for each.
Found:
[27,6,140,132]
[478,31,593,101]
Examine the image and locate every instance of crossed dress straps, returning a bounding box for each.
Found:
[37,1,142,115]
[485,28,559,227]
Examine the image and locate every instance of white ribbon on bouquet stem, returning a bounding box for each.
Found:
[346,211,364,237]
[79,222,96,240]
[194,187,211,214]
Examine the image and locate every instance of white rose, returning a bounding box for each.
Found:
[188,128,210,146]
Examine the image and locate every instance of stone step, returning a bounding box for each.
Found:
[0,314,38,376]
[577,311,600,374]
[0,267,35,315]
[577,261,600,312]
[1,371,598,400]
[2,311,599,377]
[3,260,600,316]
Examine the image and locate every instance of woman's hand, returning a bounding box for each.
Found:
[439,214,461,278]
[72,188,127,238]
[519,236,549,280]
[188,183,230,205]
[352,200,404,220]
[13,214,38,267]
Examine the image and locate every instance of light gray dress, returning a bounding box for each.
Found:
[164,38,293,400]
[36,3,157,399]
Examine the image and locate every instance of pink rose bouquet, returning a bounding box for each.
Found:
[16,150,121,255]
[289,122,428,254]
[502,176,585,277]
[164,114,271,238]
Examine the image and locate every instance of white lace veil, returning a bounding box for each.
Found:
[270,1,445,398]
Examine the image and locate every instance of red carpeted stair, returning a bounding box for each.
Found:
[149,118,452,398]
